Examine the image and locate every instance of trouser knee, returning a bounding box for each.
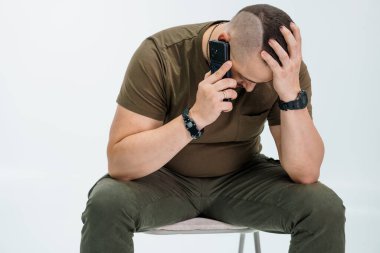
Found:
[293,183,346,232]
[81,177,139,232]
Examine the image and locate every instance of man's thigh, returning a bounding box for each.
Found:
[82,167,202,232]
[201,154,345,234]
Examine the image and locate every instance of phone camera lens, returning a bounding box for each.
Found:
[211,49,218,58]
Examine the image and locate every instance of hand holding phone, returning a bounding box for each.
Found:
[190,61,238,129]
[209,40,242,102]
[209,40,232,77]
[209,40,233,102]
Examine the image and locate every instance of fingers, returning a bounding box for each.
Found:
[220,101,233,112]
[206,61,232,83]
[290,22,302,59]
[279,23,301,60]
[262,22,302,69]
[261,50,280,71]
[219,89,238,101]
[279,25,296,58]
[213,78,237,91]
[201,61,237,113]
[268,38,290,65]
[290,22,302,47]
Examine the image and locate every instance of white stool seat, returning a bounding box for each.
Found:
[144,217,256,234]
[142,217,262,253]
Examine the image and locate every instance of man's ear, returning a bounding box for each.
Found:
[218,32,231,42]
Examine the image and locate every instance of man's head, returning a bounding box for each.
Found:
[218,4,293,90]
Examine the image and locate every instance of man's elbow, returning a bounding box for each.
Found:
[292,175,319,184]
[107,161,136,181]
[107,148,134,181]
[108,168,133,182]
[288,168,320,184]
[107,153,147,181]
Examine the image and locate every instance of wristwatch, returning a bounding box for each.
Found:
[182,107,204,139]
[278,90,308,111]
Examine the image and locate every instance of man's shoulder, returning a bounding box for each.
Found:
[147,21,216,49]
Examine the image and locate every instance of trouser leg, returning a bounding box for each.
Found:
[202,155,346,253]
[80,168,201,253]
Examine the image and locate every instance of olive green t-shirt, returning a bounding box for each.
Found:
[117,20,312,177]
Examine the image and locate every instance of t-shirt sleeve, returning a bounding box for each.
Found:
[116,38,167,121]
[267,60,313,126]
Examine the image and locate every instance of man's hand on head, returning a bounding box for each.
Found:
[260,22,302,102]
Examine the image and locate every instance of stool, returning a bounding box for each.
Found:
[142,217,261,253]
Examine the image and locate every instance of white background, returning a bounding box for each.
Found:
[1,0,379,252]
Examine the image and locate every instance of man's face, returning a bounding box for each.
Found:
[230,50,273,92]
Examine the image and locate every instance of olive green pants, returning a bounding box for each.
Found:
[80,154,345,253]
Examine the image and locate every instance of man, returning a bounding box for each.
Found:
[80,4,345,253]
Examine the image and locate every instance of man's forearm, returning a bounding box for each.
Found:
[107,115,193,181]
[280,108,324,184]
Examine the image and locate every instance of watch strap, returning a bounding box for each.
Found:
[182,107,204,139]
[278,90,308,111]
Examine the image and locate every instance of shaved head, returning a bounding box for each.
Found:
[226,11,263,65]
[226,4,293,66]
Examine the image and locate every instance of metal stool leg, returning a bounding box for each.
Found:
[238,233,245,253]
[253,232,261,253]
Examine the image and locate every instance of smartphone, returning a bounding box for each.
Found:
[209,40,232,78]
[209,40,233,102]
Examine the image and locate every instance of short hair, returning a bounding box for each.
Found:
[227,4,293,65]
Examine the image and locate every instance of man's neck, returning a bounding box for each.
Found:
[202,23,228,63]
